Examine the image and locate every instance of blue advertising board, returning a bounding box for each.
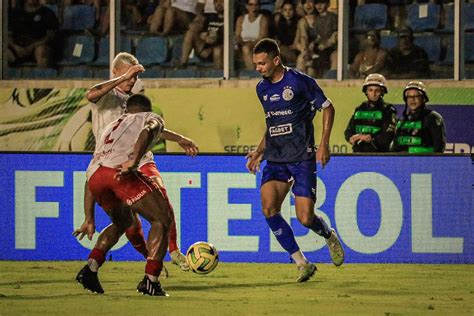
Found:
[0,153,472,263]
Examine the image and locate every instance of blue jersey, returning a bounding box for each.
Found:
[256,67,331,163]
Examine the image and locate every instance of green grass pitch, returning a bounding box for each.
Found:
[0,261,472,315]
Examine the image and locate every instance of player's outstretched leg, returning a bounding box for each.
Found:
[76,264,104,294]
[326,228,344,266]
[296,263,317,283]
[160,186,189,271]
[170,248,189,271]
[137,275,169,296]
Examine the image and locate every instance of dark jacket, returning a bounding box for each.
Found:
[345,100,397,152]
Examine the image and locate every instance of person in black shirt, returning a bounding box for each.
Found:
[384,27,431,79]
[345,73,397,152]
[7,0,59,67]
[391,81,446,153]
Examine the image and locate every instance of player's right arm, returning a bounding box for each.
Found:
[86,64,145,103]
[246,133,266,174]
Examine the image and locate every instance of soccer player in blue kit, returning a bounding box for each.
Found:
[246,38,344,282]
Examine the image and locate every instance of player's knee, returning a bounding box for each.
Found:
[297,213,313,227]
[262,207,279,218]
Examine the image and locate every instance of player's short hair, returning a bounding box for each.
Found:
[126,94,152,112]
[253,38,280,59]
[112,52,139,69]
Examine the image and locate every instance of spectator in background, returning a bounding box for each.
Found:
[273,0,299,64]
[345,74,397,152]
[391,81,446,153]
[148,0,197,36]
[295,0,317,75]
[179,0,224,68]
[296,0,337,78]
[98,0,158,36]
[384,27,431,79]
[235,0,270,70]
[7,0,59,68]
[349,30,387,79]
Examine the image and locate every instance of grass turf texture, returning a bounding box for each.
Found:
[0,261,472,315]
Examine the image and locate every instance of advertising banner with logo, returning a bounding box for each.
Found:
[0,153,472,263]
[0,87,473,153]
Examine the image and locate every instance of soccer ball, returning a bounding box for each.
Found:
[186,241,219,274]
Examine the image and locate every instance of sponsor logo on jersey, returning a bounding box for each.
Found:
[282,88,294,101]
[269,94,281,102]
[269,123,293,137]
[265,109,293,118]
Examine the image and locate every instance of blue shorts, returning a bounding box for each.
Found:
[261,159,316,201]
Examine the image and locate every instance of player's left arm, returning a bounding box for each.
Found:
[316,103,335,168]
[161,129,199,156]
[73,181,96,241]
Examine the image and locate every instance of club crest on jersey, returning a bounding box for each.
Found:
[263,95,268,101]
[269,123,293,137]
[282,87,294,101]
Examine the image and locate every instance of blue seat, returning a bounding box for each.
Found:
[441,37,454,65]
[440,34,474,65]
[59,35,95,65]
[22,68,58,79]
[380,34,398,50]
[440,3,474,32]
[238,69,261,78]
[60,66,93,78]
[439,3,454,33]
[465,3,474,31]
[466,33,474,63]
[161,35,184,67]
[165,68,200,78]
[414,34,441,63]
[93,36,133,66]
[407,3,440,32]
[94,68,111,79]
[6,67,22,79]
[61,5,96,31]
[201,69,223,78]
[135,36,168,65]
[323,69,337,79]
[353,4,388,32]
[140,68,165,78]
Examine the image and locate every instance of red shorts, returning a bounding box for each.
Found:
[140,162,161,178]
[88,166,159,210]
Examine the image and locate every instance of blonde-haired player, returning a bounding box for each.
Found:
[77,52,191,276]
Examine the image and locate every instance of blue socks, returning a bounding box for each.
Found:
[266,213,300,254]
[305,214,331,239]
